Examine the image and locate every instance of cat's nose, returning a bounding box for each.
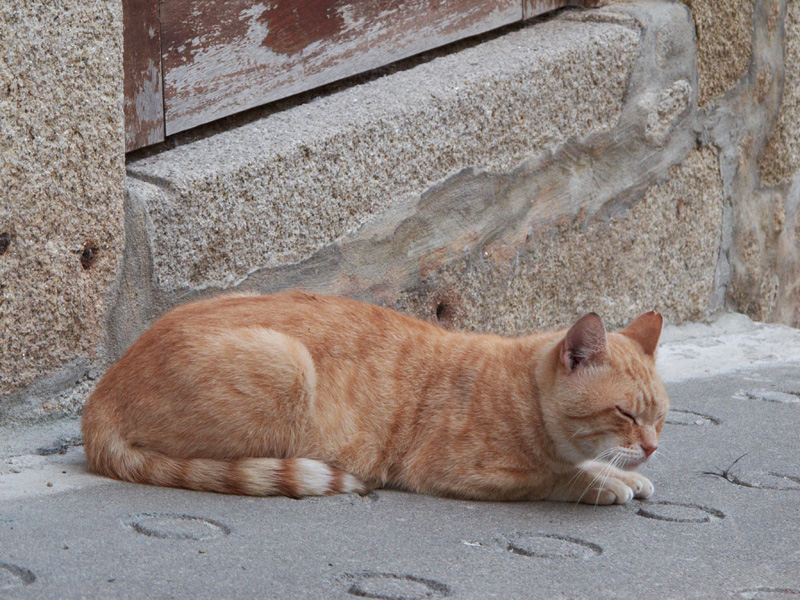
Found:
[640,443,657,457]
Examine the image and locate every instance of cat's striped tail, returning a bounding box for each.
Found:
[83,433,368,498]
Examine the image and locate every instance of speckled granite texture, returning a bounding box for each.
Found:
[0,0,125,399]
[127,14,641,293]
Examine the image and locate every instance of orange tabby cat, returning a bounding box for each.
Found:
[82,290,668,505]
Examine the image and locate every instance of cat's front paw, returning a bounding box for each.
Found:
[600,471,654,504]
[582,474,639,505]
[549,462,655,505]
[575,467,654,505]
[626,472,655,499]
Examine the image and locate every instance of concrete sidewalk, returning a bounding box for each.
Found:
[1,313,799,599]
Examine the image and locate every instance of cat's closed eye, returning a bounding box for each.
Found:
[615,406,637,424]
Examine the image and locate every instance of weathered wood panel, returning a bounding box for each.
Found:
[160,0,523,135]
[123,0,164,151]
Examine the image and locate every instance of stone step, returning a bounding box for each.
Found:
[118,0,713,357]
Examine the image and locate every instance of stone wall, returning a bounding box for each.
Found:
[688,0,800,325]
[677,0,756,106]
[121,2,702,343]
[1,0,798,420]
[0,0,125,414]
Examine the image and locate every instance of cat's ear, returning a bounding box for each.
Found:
[619,311,663,356]
[561,313,607,371]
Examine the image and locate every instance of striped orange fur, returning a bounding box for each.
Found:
[82,291,669,504]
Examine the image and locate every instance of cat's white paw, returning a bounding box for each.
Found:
[551,462,656,505]
[584,479,633,505]
[572,473,636,505]
[634,475,654,499]
[608,483,634,504]
[620,471,654,499]
[586,472,653,505]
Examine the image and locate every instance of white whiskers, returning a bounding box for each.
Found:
[646,439,671,468]
[570,447,625,506]
[562,448,615,492]
[568,428,587,442]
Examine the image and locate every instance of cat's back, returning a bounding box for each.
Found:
[158,290,442,342]
[118,290,448,379]
[83,290,450,458]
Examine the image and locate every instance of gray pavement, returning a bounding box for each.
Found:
[1,313,799,599]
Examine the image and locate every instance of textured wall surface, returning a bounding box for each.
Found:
[121,1,703,351]
[127,16,641,293]
[759,1,799,185]
[0,1,125,400]
[708,0,800,326]
[396,147,722,334]
[678,0,756,105]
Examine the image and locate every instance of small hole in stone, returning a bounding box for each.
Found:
[436,302,447,321]
[676,197,686,219]
[80,244,98,270]
[0,232,10,255]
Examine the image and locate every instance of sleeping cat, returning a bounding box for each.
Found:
[82,290,668,505]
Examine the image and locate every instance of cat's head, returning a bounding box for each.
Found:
[540,311,669,470]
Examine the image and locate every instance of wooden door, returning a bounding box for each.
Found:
[124,1,587,151]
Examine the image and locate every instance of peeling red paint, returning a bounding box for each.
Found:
[260,0,346,56]
[126,0,603,145]
[160,0,523,135]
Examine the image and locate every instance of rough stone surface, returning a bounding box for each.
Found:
[126,13,642,293]
[644,79,693,146]
[696,0,800,328]
[396,147,723,333]
[678,0,756,105]
[759,1,800,185]
[111,1,702,359]
[774,179,800,325]
[729,187,785,322]
[734,177,800,326]
[0,1,125,398]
